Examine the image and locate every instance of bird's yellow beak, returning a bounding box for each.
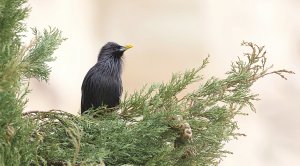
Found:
[123,44,133,50]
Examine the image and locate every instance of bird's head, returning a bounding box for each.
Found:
[98,42,133,61]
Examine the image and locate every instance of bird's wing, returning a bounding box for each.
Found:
[81,67,96,112]
[81,65,122,113]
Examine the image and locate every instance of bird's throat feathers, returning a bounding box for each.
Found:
[96,56,123,77]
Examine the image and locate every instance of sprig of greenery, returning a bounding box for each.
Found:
[20,28,65,81]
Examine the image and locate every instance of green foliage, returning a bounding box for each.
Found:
[0,1,294,166]
[0,0,64,165]
[23,42,293,166]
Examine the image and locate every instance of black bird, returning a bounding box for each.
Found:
[81,42,133,114]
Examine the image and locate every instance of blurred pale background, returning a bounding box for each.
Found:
[25,0,300,165]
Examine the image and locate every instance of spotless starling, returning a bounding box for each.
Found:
[81,42,133,114]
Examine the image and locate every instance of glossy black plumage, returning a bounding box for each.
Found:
[81,42,132,114]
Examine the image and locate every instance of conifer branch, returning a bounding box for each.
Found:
[20,41,293,166]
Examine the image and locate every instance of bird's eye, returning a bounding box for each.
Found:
[118,46,126,52]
